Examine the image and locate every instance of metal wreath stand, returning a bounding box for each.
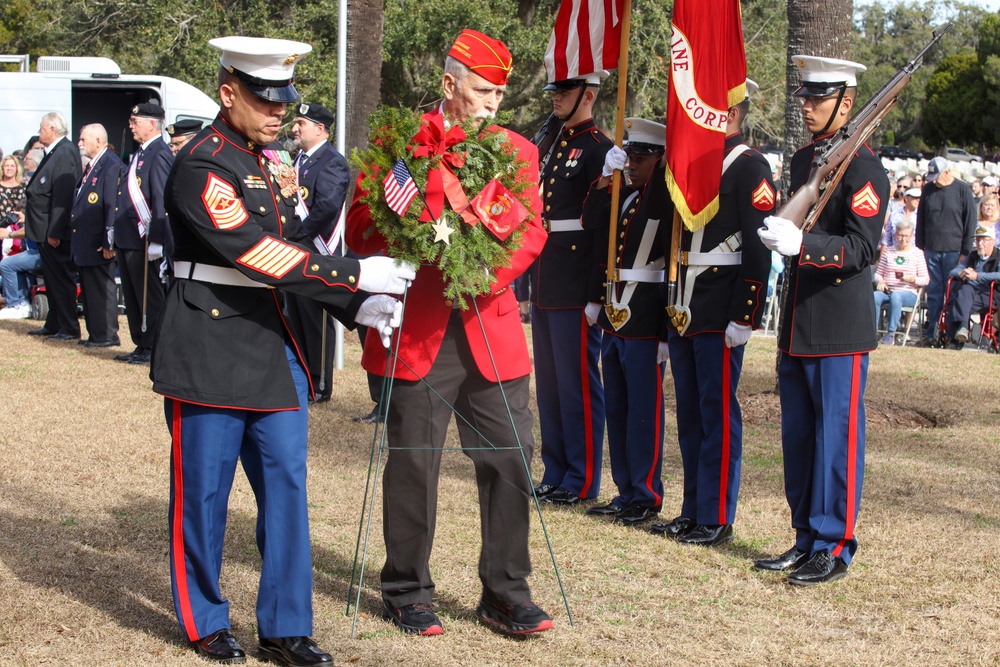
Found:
[345,279,573,638]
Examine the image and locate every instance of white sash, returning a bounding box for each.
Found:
[611,191,660,310]
[126,152,152,238]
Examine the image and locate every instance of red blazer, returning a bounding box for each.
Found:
[346,110,547,382]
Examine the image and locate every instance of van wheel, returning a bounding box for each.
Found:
[31,293,48,321]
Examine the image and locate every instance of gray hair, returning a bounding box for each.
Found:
[41,111,68,137]
[81,123,108,144]
[894,218,915,234]
[25,148,44,166]
[444,56,469,85]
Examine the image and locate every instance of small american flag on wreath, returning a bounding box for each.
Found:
[382,158,420,216]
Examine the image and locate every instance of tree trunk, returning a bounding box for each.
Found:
[344,0,384,171]
[775,0,854,390]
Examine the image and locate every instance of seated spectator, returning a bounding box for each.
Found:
[882,186,920,250]
[945,224,1000,349]
[0,209,40,320]
[874,219,929,345]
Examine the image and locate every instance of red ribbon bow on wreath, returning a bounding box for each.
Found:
[409,115,478,225]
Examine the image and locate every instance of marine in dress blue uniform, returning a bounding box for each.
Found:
[755,56,889,585]
[650,83,775,547]
[580,119,671,526]
[114,102,173,364]
[70,124,122,347]
[529,71,613,504]
[283,102,350,401]
[152,36,412,665]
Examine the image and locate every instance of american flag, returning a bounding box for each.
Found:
[544,0,625,83]
[382,158,419,216]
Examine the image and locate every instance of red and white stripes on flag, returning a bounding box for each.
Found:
[544,0,625,82]
[382,158,420,217]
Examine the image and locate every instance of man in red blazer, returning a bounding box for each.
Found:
[346,28,551,638]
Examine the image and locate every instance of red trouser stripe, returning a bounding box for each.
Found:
[643,362,664,506]
[578,315,595,498]
[832,353,862,557]
[718,343,732,525]
[170,400,198,640]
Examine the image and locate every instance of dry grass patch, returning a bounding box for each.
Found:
[1,317,999,666]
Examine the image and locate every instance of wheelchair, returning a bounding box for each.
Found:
[935,277,999,352]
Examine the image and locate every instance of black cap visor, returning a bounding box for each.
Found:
[232,68,300,103]
[792,81,849,98]
[544,78,587,92]
[624,142,665,156]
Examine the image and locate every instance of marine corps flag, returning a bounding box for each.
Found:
[544,0,626,81]
[665,0,747,231]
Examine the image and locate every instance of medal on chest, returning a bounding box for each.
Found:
[262,149,298,198]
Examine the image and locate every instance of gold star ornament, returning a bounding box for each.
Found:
[431,220,455,245]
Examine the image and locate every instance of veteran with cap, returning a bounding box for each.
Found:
[167,119,203,156]
[580,118,670,527]
[944,223,999,348]
[114,101,173,364]
[282,101,350,402]
[651,80,774,547]
[528,67,613,507]
[346,28,552,638]
[755,56,889,585]
[154,36,414,665]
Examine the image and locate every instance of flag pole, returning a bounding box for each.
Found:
[605,0,633,294]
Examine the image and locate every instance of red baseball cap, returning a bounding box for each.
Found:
[448,29,512,86]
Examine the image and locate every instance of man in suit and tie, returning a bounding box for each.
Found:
[114,102,173,365]
[284,102,350,401]
[24,111,83,340]
[71,123,122,347]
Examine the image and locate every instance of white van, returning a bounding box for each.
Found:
[0,54,218,156]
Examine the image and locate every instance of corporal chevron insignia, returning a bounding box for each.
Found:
[202,174,249,230]
[751,179,775,211]
[851,182,881,217]
[237,236,306,279]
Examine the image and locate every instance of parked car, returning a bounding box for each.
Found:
[942,147,981,162]
[879,145,921,160]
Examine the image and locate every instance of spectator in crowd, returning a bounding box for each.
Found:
[0,155,25,217]
[873,218,928,345]
[22,135,41,156]
[882,187,919,250]
[915,157,976,346]
[971,179,983,205]
[22,149,42,184]
[983,175,999,197]
[0,203,39,320]
[977,193,999,242]
[944,224,1000,349]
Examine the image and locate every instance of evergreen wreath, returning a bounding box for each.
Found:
[352,106,534,307]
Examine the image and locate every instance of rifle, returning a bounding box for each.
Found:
[531,112,562,174]
[778,23,952,232]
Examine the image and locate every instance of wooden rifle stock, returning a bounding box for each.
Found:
[778,23,952,232]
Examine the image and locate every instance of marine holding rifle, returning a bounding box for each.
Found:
[755,56,889,585]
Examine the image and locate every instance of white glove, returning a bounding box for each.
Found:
[656,341,669,364]
[357,257,416,295]
[725,321,752,348]
[757,216,803,257]
[355,294,403,348]
[602,146,628,178]
[147,242,163,261]
[584,302,601,326]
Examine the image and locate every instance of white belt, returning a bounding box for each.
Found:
[682,251,743,266]
[174,261,268,289]
[545,218,584,233]
[617,269,665,282]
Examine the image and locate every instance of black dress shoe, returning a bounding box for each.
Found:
[27,328,55,336]
[613,503,659,526]
[753,546,810,572]
[586,501,625,517]
[352,406,383,423]
[678,523,733,547]
[541,487,581,505]
[114,347,140,362]
[258,636,332,666]
[310,393,331,404]
[532,483,557,499]
[649,516,695,538]
[127,351,151,364]
[84,338,121,348]
[45,332,79,340]
[77,338,88,345]
[788,551,848,586]
[191,629,246,664]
